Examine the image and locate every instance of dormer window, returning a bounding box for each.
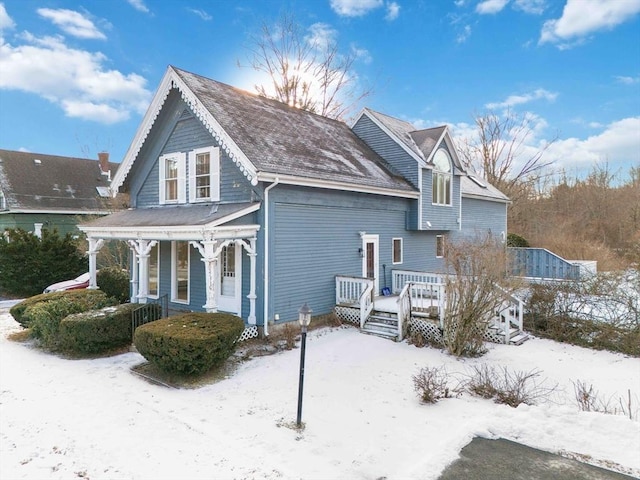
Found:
[189,146,220,202]
[159,152,186,204]
[432,148,452,206]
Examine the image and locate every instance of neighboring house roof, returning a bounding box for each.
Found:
[0,149,115,214]
[114,66,418,198]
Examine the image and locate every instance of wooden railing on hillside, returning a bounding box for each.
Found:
[509,247,584,280]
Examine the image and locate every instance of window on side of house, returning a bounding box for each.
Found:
[392,238,403,264]
[148,243,159,297]
[189,146,220,203]
[159,152,186,204]
[436,235,445,258]
[432,149,452,206]
[171,240,189,303]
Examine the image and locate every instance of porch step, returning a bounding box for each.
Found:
[361,311,399,341]
[509,332,530,345]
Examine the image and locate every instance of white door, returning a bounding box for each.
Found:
[217,243,242,315]
[361,234,379,295]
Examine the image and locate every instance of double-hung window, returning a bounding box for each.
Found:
[436,235,446,258]
[159,152,186,204]
[189,147,220,202]
[432,149,452,206]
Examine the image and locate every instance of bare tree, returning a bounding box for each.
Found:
[456,109,557,200]
[241,13,371,120]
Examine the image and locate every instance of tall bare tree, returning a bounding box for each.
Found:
[457,109,557,200]
[241,13,371,120]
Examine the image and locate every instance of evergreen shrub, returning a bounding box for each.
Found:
[507,233,530,248]
[0,228,87,297]
[58,303,140,354]
[10,289,111,327]
[97,266,130,304]
[133,312,245,375]
[21,290,114,349]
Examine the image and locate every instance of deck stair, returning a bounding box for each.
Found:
[487,322,530,345]
[362,311,400,340]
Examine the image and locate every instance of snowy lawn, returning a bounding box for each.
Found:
[1,309,639,480]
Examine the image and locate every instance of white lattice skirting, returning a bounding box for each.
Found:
[334,306,360,325]
[409,318,444,344]
[238,325,259,342]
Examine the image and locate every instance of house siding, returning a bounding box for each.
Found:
[421,169,461,231]
[352,115,419,187]
[267,185,446,323]
[454,197,507,241]
[133,93,254,208]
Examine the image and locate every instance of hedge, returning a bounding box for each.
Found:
[10,289,113,328]
[58,303,141,354]
[97,267,130,304]
[20,290,115,349]
[133,312,245,375]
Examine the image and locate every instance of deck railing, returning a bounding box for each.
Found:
[392,270,445,294]
[509,247,584,280]
[335,275,374,328]
[396,283,411,340]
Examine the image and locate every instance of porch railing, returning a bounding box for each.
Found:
[392,270,445,294]
[492,287,524,344]
[131,294,168,340]
[396,283,411,341]
[509,247,583,280]
[336,275,374,328]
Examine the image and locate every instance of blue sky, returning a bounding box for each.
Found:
[1,0,639,182]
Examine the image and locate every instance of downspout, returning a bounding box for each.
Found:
[262,178,280,336]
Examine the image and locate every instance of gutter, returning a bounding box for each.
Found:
[262,178,280,336]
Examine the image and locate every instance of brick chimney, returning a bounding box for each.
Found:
[98,152,110,180]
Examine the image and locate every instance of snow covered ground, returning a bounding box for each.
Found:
[1,308,639,480]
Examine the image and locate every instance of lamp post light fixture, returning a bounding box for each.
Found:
[296,302,312,427]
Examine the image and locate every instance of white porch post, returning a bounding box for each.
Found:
[128,241,139,303]
[129,239,157,304]
[245,236,257,325]
[191,239,220,313]
[87,238,104,289]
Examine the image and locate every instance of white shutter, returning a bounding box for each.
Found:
[188,151,196,203]
[177,152,187,204]
[210,147,220,202]
[158,154,166,204]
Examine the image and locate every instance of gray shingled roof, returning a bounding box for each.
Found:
[364,108,425,161]
[85,202,258,228]
[173,68,416,193]
[410,127,446,162]
[460,175,510,202]
[0,149,115,213]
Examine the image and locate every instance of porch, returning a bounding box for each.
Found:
[335,270,528,346]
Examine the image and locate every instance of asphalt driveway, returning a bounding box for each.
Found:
[438,437,637,480]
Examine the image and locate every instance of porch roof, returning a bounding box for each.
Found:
[78,202,261,240]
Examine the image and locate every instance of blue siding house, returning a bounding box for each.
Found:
[79,66,510,340]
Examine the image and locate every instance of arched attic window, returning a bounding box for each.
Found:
[432,149,452,206]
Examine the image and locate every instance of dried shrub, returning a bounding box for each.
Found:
[466,364,556,407]
[573,380,639,421]
[412,366,462,404]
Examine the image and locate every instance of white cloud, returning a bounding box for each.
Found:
[0,3,15,31]
[456,24,472,43]
[126,0,149,13]
[351,43,372,64]
[37,8,105,40]
[485,88,557,110]
[385,2,401,21]
[476,0,509,15]
[306,23,337,50]
[514,0,546,15]
[615,75,640,85]
[187,8,212,21]
[330,0,383,17]
[539,0,640,47]
[0,27,151,124]
[546,117,640,169]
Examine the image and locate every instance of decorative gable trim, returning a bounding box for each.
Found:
[111,66,258,195]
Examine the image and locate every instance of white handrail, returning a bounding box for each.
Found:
[396,283,411,340]
[360,283,374,329]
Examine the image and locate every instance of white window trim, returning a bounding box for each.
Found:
[432,171,452,206]
[171,240,190,304]
[188,146,220,203]
[436,235,445,258]
[147,243,160,299]
[392,237,403,265]
[159,152,186,204]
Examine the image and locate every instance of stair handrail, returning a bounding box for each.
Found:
[396,282,411,341]
[359,282,374,329]
[492,285,525,343]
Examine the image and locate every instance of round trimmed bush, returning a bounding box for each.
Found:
[133,312,245,375]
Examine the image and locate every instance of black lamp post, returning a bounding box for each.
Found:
[296,302,312,427]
